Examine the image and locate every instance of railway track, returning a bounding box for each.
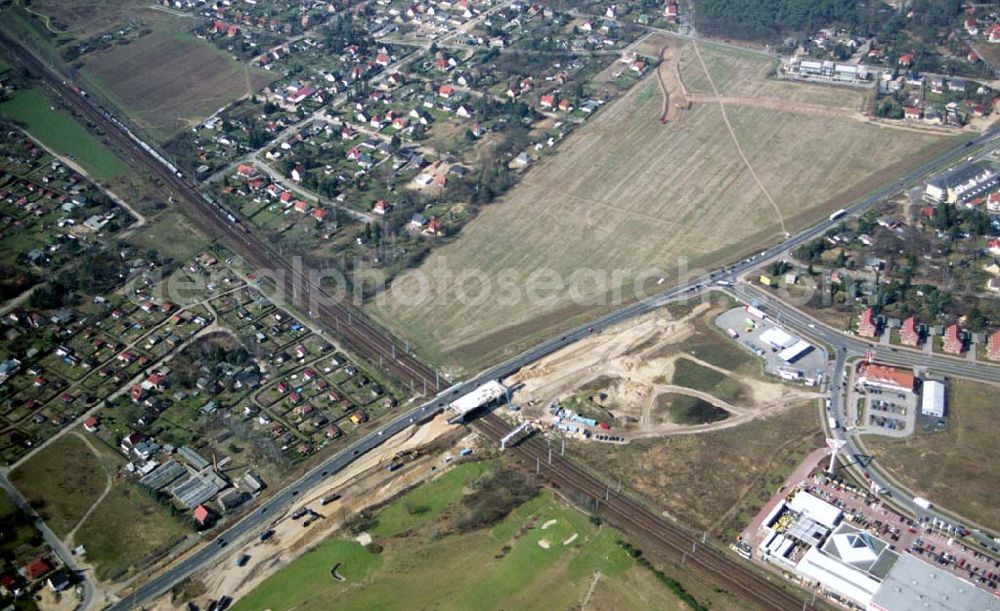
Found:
[1,30,817,609]
[473,413,813,611]
[0,27,443,396]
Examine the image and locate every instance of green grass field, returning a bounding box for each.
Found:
[0,88,128,182]
[671,358,745,403]
[368,42,953,372]
[233,466,691,611]
[370,462,485,537]
[128,208,210,263]
[864,379,1000,530]
[73,483,191,582]
[10,434,114,537]
[657,393,730,425]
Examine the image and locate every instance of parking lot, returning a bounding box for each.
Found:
[844,372,919,437]
[714,308,827,384]
[804,476,1000,591]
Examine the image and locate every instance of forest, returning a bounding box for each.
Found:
[694,0,961,42]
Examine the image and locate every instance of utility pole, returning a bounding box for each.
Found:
[536,457,540,475]
[560,438,565,455]
[547,447,552,464]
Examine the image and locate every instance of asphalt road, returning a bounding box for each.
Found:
[106,108,1000,610]
[732,283,1000,550]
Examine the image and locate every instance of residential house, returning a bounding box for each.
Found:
[900,316,920,347]
[988,330,1000,361]
[942,323,964,354]
[193,504,212,527]
[857,307,878,338]
[664,1,679,21]
[423,217,444,236]
[21,557,51,581]
[84,417,99,433]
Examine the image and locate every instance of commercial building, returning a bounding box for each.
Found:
[921,380,946,418]
[856,363,915,393]
[788,59,869,81]
[925,163,996,204]
[758,490,1000,611]
[869,553,1000,610]
[759,327,796,350]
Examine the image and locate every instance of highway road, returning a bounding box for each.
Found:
[5,12,1000,608]
[105,87,1000,609]
[732,284,1000,551]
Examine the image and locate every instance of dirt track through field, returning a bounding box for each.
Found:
[655,44,689,124]
[691,41,789,237]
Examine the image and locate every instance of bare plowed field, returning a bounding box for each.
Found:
[81,25,273,141]
[369,40,955,371]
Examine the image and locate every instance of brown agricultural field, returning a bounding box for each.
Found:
[368,39,956,371]
[19,0,148,40]
[79,13,274,141]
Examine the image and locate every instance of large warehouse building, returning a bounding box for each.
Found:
[921,379,946,418]
[758,490,999,610]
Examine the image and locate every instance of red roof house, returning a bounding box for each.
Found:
[857,363,915,392]
[988,330,1000,361]
[193,504,211,526]
[857,307,878,338]
[900,316,920,347]
[943,323,964,354]
[22,557,51,581]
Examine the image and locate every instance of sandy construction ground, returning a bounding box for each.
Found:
[142,414,464,610]
[507,304,822,439]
